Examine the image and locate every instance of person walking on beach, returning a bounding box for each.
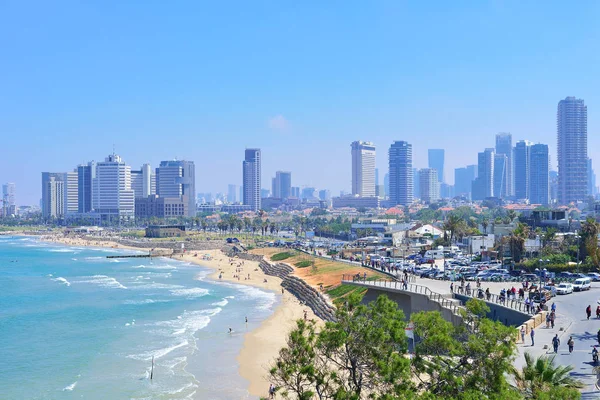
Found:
[268,383,275,399]
[568,336,574,353]
[530,328,535,346]
[552,334,560,353]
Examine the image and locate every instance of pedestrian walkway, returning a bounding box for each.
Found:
[512,311,574,370]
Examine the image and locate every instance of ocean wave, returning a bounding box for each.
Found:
[167,382,198,395]
[129,282,184,290]
[52,277,71,287]
[48,248,76,253]
[132,264,177,270]
[154,308,221,337]
[169,288,209,298]
[217,282,276,311]
[123,299,170,305]
[62,381,77,391]
[75,275,127,289]
[211,298,228,307]
[127,340,189,361]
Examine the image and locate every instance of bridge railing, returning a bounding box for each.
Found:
[341,275,534,316]
[341,275,463,317]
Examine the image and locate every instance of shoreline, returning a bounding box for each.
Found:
[33,234,317,399]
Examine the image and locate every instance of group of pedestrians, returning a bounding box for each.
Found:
[551,334,575,354]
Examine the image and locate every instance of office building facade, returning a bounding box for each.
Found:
[493,154,507,199]
[514,140,532,201]
[77,162,95,213]
[428,149,445,183]
[351,141,376,197]
[131,163,155,199]
[472,148,494,200]
[156,160,195,217]
[454,165,476,198]
[92,154,135,218]
[495,133,513,196]
[243,149,261,211]
[419,168,439,204]
[557,97,587,204]
[529,144,550,205]
[388,141,413,206]
[41,173,66,219]
[272,171,292,199]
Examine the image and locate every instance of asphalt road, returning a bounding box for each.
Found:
[525,283,600,398]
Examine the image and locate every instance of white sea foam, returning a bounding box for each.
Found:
[75,275,127,289]
[129,282,184,290]
[211,298,228,307]
[169,287,209,298]
[52,277,71,287]
[133,264,177,270]
[218,282,276,311]
[71,258,77,261]
[167,382,198,395]
[225,296,235,299]
[154,308,221,337]
[123,298,170,305]
[128,340,189,361]
[62,381,77,391]
[48,248,76,253]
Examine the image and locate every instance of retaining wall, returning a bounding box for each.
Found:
[256,259,336,322]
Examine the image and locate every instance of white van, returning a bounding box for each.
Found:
[424,250,444,260]
[573,277,592,291]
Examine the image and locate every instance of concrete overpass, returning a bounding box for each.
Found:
[341,275,533,327]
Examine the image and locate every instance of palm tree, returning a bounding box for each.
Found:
[443,214,466,243]
[481,218,489,234]
[511,353,584,398]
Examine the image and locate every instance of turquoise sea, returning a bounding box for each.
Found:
[0,236,277,399]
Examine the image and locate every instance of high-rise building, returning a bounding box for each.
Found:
[301,187,317,200]
[514,140,532,201]
[131,163,155,199]
[77,162,95,214]
[388,141,413,206]
[41,173,66,219]
[557,97,588,204]
[588,159,596,197]
[2,183,15,207]
[413,169,420,200]
[318,189,331,201]
[495,133,513,196]
[419,168,439,204]
[272,171,292,199]
[529,144,550,205]
[2,182,16,216]
[493,154,507,199]
[472,148,494,200]
[454,166,476,198]
[428,149,445,183]
[156,160,196,217]
[351,141,376,197]
[291,186,300,198]
[227,184,237,203]
[243,149,261,211]
[383,173,389,199]
[550,171,558,204]
[93,154,135,219]
[64,171,78,214]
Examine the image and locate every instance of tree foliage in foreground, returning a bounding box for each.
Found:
[269,295,583,400]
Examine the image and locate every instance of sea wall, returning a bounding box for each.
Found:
[453,293,531,327]
[256,259,336,322]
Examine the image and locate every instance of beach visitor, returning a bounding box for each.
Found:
[229,328,233,334]
[268,383,275,399]
[587,305,592,320]
[568,336,574,353]
[552,334,560,353]
[520,326,526,343]
[450,282,454,293]
[530,328,535,346]
[546,313,550,328]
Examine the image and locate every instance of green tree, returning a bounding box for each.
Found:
[511,353,583,399]
[580,217,600,265]
[269,293,413,399]
[410,299,518,399]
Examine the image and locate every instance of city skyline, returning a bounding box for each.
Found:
[3,3,600,204]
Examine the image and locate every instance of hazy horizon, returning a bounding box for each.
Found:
[2,2,600,205]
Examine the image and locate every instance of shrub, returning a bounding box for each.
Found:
[295,260,312,268]
[271,252,295,261]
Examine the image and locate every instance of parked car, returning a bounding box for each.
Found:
[573,277,592,291]
[587,273,600,282]
[521,273,538,282]
[556,283,574,295]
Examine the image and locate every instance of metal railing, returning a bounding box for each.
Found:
[342,275,535,316]
[341,275,463,317]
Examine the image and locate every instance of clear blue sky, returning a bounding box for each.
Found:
[2,1,600,205]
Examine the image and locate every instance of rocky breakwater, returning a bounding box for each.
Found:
[257,259,336,322]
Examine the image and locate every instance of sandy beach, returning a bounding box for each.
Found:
[39,234,317,399]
